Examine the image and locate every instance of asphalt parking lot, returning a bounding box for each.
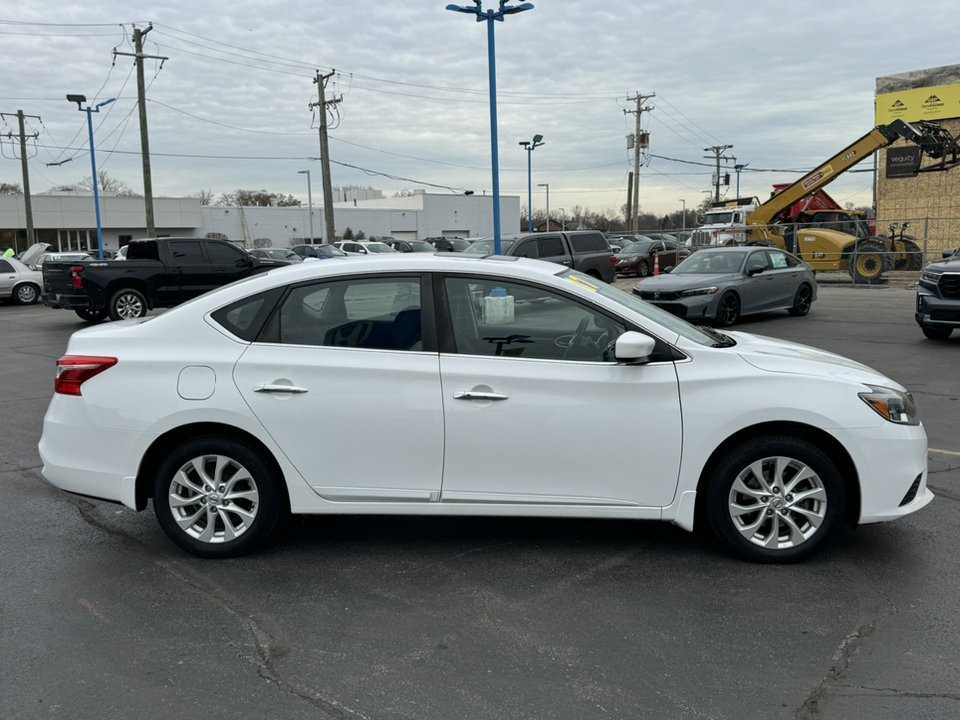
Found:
[2,285,959,720]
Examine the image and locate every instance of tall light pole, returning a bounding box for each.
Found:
[447,1,534,254]
[519,134,543,233]
[298,170,314,243]
[680,199,686,232]
[538,182,549,232]
[556,207,565,231]
[734,163,749,198]
[67,94,115,260]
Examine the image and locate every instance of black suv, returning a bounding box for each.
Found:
[915,247,960,339]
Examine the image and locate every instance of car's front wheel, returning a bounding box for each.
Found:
[921,326,953,340]
[714,292,740,327]
[706,436,845,563]
[153,437,282,558]
[637,260,650,277]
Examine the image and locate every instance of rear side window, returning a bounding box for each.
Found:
[571,235,594,252]
[169,241,205,264]
[210,288,284,341]
[0,259,13,273]
[539,236,565,258]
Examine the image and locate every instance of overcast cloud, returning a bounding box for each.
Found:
[2,1,959,220]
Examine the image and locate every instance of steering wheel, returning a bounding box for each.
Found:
[562,315,591,359]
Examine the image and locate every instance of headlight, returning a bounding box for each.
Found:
[859,386,919,425]
[680,286,719,297]
[921,271,940,283]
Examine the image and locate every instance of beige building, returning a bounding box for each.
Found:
[876,64,960,255]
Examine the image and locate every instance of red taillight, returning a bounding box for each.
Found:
[610,255,616,266]
[55,356,117,396]
[71,266,85,289]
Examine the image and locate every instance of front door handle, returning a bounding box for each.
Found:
[454,391,509,401]
[254,384,309,394]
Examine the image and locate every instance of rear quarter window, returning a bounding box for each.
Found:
[210,288,284,341]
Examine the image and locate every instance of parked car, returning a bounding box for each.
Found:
[0,256,42,304]
[465,231,615,282]
[381,239,437,253]
[425,237,473,252]
[291,244,348,260]
[633,246,817,327]
[915,246,960,339]
[250,248,303,264]
[41,236,285,322]
[335,241,397,256]
[615,237,690,277]
[38,254,931,563]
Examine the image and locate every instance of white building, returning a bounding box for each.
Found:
[0,190,518,253]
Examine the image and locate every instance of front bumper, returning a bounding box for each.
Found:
[633,289,716,320]
[915,290,960,328]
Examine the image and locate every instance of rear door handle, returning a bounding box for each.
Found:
[254,384,309,394]
[454,391,509,401]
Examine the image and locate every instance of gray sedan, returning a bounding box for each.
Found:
[632,246,817,327]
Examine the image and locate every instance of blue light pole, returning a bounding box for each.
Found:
[447,1,534,254]
[519,134,543,233]
[67,94,115,260]
[735,163,749,198]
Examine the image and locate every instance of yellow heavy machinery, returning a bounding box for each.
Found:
[746,120,960,282]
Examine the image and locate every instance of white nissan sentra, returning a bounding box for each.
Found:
[39,254,932,562]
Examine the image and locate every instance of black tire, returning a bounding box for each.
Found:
[108,287,148,321]
[848,240,888,284]
[788,284,813,317]
[636,260,650,277]
[921,326,953,340]
[714,292,740,327]
[76,308,108,323]
[894,238,923,271]
[13,283,40,305]
[706,436,845,563]
[153,437,282,558]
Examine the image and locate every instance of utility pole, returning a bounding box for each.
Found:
[1,110,40,249]
[114,23,167,238]
[625,171,633,230]
[704,144,734,203]
[625,92,654,232]
[310,70,341,244]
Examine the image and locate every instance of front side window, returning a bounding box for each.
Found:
[443,276,625,362]
[276,277,423,351]
[207,242,247,265]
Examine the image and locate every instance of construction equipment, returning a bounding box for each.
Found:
[745,120,960,282]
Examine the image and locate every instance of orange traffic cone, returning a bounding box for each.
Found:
[653,253,660,276]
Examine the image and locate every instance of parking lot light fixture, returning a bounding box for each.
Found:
[67,94,115,260]
[447,1,535,254]
[519,134,544,233]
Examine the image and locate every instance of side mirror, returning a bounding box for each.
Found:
[614,331,656,365]
[747,265,764,276]
[943,248,958,259]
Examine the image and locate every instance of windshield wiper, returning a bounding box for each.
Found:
[700,325,737,348]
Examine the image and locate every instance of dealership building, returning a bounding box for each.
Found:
[876,63,960,253]
[0,190,519,256]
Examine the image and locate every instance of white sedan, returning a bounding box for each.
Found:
[0,255,43,304]
[39,254,932,562]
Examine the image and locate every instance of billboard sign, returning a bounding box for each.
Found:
[886,146,922,177]
[876,83,960,124]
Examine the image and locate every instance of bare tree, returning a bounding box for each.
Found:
[0,182,22,194]
[192,190,216,205]
[218,189,300,207]
[76,171,140,196]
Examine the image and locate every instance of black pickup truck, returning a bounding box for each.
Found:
[41,237,283,322]
[465,231,616,282]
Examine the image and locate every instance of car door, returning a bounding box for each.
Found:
[165,240,211,303]
[233,274,444,502]
[437,274,682,508]
[660,240,680,270]
[740,249,778,313]
[537,235,570,267]
[765,250,806,307]
[0,258,16,297]
[207,241,255,286]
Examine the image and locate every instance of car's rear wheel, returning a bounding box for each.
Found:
[715,292,740,327]
[108,288,147,320]
[788,284,813,316]
[14,283,39,305]
[921,326,953,340]
[153,437,282,558]
[706,436,845,563]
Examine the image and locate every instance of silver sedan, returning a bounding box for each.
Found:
[633,246,817,327]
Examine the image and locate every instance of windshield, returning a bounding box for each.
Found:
[620,241,654,255]
[366,243,397,254]
[672,251,746,274]
[558,270,715,347]
[448,240,471,251]
[704,212,735,225]
[319,245,346,256]
[465,238,519,255]
[407,241,436,252]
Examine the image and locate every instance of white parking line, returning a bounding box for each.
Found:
[930,448,960,457]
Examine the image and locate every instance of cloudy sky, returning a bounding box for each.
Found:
[1,1,958,222]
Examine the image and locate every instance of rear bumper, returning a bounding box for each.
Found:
[41,292,94,310]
